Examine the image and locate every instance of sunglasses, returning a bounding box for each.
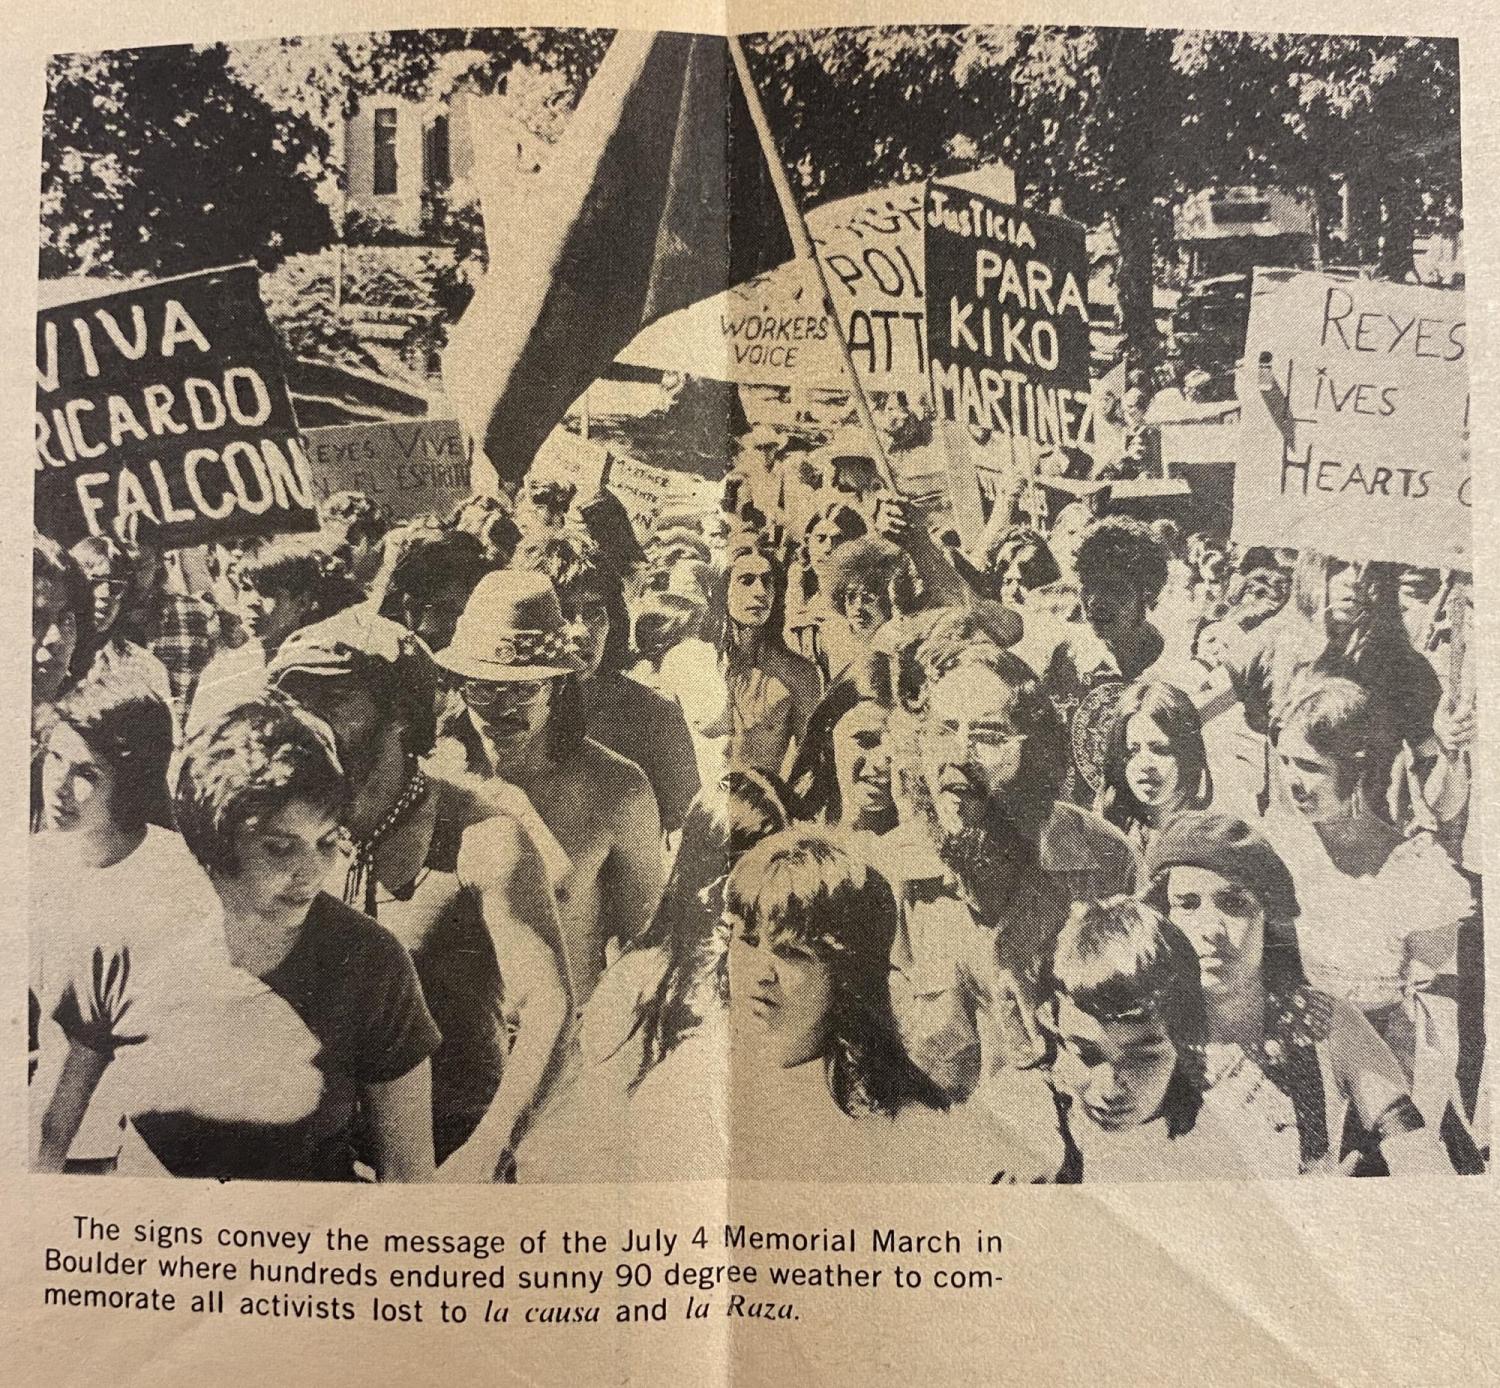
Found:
[459,678,552,708]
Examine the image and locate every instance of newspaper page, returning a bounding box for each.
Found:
[4,0,1500,1383]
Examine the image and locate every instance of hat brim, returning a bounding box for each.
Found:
[432,650,583,682]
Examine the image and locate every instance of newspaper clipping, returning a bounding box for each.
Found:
[12,6,1496,1385]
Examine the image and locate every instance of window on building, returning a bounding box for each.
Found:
[424,115,451,193]
[372,108,399,197]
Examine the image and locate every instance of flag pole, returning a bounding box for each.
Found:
[727,37,897,496]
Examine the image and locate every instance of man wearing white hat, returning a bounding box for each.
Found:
[268,609,572,1184]
[433,570,664,1005]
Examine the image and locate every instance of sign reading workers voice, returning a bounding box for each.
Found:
[1233,268,1470,568]
[35,265,317,547]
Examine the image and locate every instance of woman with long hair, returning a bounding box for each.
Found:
[125,699,440,1182]
[1039,896,1301,1181]
[1261,679,1476,1151]
[659,530,821,782]
[516,771,790,1183]
[30,672,220,1172]
[1143,813,1461,1174]
[787,652,899,838]
[625,827,962,1182]
[1096,681,1212,852]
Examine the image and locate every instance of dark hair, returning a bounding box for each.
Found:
[513,530,632,675]
[1100,682,1212,832]
[985,527,1061,592]
[1043,896,1207,1138]
[722,827,946,1117]
[629,770,791,1086]
[238,538,361,631]
[804,498,867,551]
[1141,813,1307,999]
[703,533,795,675]
[319,491,390,551]
[545,676,588,764]
[449,494,522,567]
[1278,676,1400,813]
[173,697,349,876]
[825,541,918,620]
[1076,517,1169,607]
[34,532,93,684]
[52,671,175,833]
[632,592,704,671]
[374,526,494,631]
[787,653,896,828]
[899,613,1068,839]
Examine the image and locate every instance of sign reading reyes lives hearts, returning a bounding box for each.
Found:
[1233,268,1471,568]
[35,265,317,547]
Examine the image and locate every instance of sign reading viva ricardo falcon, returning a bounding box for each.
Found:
[35,265,317,547]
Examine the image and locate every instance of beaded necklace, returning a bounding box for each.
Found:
[344,765,429,918]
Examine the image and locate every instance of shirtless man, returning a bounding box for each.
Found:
[267,609,572,1183]
[430,570,663,1005]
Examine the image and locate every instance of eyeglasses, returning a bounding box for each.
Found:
[920,720,1029,757]
[459,678,551,708]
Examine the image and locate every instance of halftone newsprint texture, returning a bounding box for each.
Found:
[5,2,1500,1385]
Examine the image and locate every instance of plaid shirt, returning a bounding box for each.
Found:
[146,593,219,714]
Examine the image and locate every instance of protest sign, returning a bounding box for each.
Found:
[35,265,316,547]
[607,453,676,535]
[1232,269,1470,567]
[301,419,472,522]
[530,428,612,500]
[925,186,1095,453]
[923,185,1093,546]
[617,170,1016,393]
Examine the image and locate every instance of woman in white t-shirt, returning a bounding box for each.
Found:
[30,671,220,1171]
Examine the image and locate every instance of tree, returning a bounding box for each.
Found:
[40,44,335,278]
[743,26,1463,365]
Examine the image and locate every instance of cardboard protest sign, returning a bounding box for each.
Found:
[925,187,1095,453]
[302,419,472,522]
[607,453,676,535]
[530,428,612,500]
[1233,269,1470,567]
[617,171,1015,392]
[35,266,316,547]
[923,185,1093,545]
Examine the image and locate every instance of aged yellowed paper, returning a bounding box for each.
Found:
[3,0,1499,1383]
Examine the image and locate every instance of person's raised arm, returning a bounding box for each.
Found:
[35,1040,112,1173]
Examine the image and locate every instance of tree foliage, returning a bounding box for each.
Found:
[40,44,335,278]
[743,25,1462,361]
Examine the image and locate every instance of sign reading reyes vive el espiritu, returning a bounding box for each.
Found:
[302,419,472,522]
[1233,268,1470,568]
[925,185,1095,453]
[35,266,318,547]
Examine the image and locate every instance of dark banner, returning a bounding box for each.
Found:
[35,265,318,548]
[925,185,1094,455]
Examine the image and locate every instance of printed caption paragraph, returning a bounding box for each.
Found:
[42,1212,1009,1328]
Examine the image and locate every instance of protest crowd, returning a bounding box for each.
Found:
[29,375,1486,1182]
[28,28,1483,1187]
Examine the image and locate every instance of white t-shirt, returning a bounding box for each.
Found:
[29,826,221,1163]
